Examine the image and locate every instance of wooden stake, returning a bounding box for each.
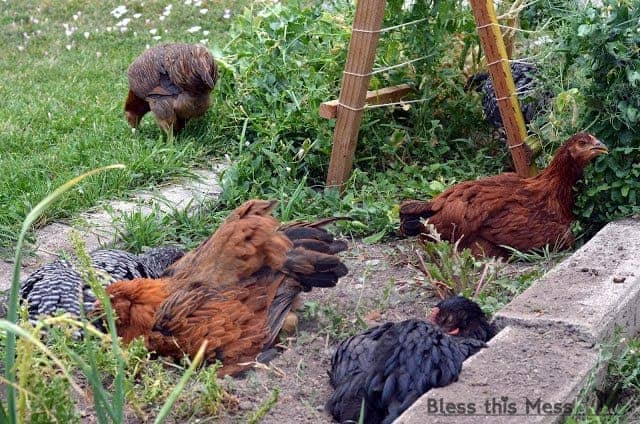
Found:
[326,0,387,188]
[470,0,537,178]
[319,84,413,120]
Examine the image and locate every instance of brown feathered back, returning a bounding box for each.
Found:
[102,199,349,375]
[399,132,608,257]
[125,43,218,133]
[164,200,289,285]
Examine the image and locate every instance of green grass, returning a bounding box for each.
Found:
[0,0,241,256]
[0,0,512,258]
[567,336,640,423]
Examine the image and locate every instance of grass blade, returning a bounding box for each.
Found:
[0,320,84,396]
[3,164,125,424]
[153,341,208,424]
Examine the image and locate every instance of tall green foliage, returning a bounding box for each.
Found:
[549,0,640,227]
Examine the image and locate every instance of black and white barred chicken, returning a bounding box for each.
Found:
[20,246,184,322]
[465,62,552,129]
[326,296,495,424]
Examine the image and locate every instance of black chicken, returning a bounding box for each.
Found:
[326,296,495,424]
[20,246,184,322]
[466,62,551,129]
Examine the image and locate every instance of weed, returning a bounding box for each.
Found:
[411,224,501,299]
[567,335,640,423]
[247,388,280,424]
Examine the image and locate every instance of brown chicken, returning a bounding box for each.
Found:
[101,200,348,375]
[125,43,218,134]
[399,132,608,258]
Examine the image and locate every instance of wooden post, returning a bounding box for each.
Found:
[326,0,387,188]
[470,0,537,178]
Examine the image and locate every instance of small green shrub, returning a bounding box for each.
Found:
[539,0,640,232]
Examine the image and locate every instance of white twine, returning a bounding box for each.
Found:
[475,22,541,33]
[352,17,429,34]
[343,55,432,78]
[337,97,430,112]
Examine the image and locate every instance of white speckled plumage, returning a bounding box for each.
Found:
[20,246,184,321]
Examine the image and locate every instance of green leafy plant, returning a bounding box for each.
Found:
[539,0,640,232]
[412,224,501,299]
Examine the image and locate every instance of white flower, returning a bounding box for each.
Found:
[162,4,172,16]
[65,44,72,50]
[72,14,78,20]
[286,167,292,173]
[110,5,127,19]
[199,39,208,44]
[199,8,208,14]
[115,18,130,27]
[194,0,202,6]
[96,51,102,58]
[184,0,192,4]
[223,9,231,19]
[152,35,162,40]
[186,25,201,33]
[63,23,75,37]
[17,45,25,51]
[83,31,90,39]
[159,15,166,21]
[202,30,210,36]
[133,31,137,36]
[106,26,112,32]
[149,28,158,35]
[120,27,127,33]
[145,18,150,24]
[133,13,142,19]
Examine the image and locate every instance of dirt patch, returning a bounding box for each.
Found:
[1,238,541,423]
[212,238,436,423]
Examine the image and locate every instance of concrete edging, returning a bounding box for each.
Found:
[397,218,640,423]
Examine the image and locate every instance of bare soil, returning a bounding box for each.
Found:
[213,238,437,423]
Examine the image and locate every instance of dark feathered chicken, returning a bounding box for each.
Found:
[326,296,495,424]
[125,43,218,134]
[20,246,184,322]
[399,133,609,258]
[466,62,552,128]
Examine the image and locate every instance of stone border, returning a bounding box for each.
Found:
[0,163,226,292]
[397,218,640,423]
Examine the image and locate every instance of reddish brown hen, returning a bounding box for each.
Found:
[101,200,348,375]
[125,43,218,134]
[399,132,608,258]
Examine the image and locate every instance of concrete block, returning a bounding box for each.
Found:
[396,326,600,424]
[494,218,640,344]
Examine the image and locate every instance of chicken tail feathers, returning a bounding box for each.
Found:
[283,247,348,291]
[399,200,434,236]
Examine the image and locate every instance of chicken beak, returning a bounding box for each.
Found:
[428,307,440,323]
[590,139,609,155]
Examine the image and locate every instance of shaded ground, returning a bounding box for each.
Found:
[0,237,542,423]
[211,238,432,423]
